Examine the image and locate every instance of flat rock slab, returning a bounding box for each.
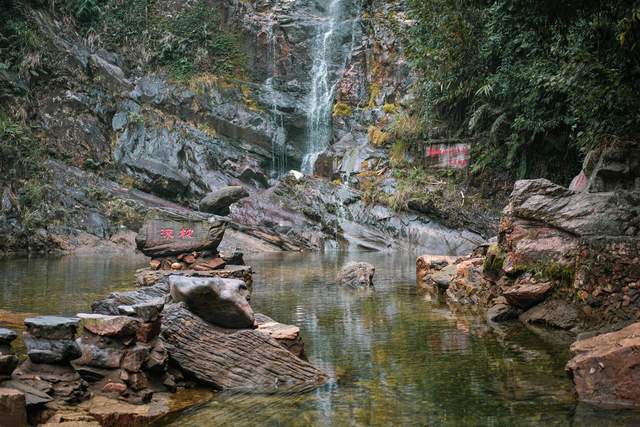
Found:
[1,379,53,406]
[0,328,17,345]
[79,389,214,427]
[254,313,305,360]
[116,300,164,322]
[503,275,553,309]
[169,276,254,329]
[135,208,226,257]
[135,265,253,288]
[92,283,170,315]
[161,303,327,392]
[566,322,640,407]
[77,314,140,337]
[24,316,80,340]
[337,262,375,289]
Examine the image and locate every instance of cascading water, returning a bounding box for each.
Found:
[265,14,288,177]
[301,0,350,175]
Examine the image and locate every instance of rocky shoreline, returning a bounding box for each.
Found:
[416,142,640,408]
[0,208,327,426]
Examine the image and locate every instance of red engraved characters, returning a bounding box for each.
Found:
[179,228,194,239]
[160,228,174,240]
[159,227,194,240]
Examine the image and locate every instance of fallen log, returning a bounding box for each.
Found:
[161,303,328,392]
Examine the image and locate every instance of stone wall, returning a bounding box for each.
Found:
[574,237,640,325]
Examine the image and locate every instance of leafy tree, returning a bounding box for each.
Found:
[407,0,640,182]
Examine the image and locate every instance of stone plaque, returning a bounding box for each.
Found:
[136,208,226,257]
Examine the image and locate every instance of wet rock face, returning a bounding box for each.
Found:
[566,322,640,407]
[169,276,254,329]
[199,186,249,215]
[135,208,226,257]
[502,178,640,239]
[337,262,375,289]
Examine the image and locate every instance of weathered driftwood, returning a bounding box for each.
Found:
[161,303,327,392]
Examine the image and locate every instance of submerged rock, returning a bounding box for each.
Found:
[336,262,375,289]
[199,186,249,215]
[169,276,254,329]
[486,303,520,322]
[566,322,640,407]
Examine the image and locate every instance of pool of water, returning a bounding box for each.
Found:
[0,252,638,426]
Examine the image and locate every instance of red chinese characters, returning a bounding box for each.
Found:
[179,228,194,239]
[160,228,174,240]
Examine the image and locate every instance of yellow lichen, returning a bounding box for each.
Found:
[368,125,391,147]
[333,102,353,117]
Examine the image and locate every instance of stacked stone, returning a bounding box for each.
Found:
[0,328,18,380]
[74,299,172,403]
[12,316,88,406]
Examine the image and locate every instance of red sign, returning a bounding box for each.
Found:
[425,143,470,169]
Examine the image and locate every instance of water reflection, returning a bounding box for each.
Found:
[1,252,639,425]
[0,255,146,316]
[166,251,581,426]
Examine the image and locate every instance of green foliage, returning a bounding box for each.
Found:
[59,0,101,24]
[0,1,49,96]
[77,0,245,80]
[0,110,45,181]
[407,0,640,181]
[483,244,505,276]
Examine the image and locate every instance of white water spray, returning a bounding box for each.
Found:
[301,0,345,175]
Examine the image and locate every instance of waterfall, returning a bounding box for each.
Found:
[265,14,288,177]
[301,0,347,175]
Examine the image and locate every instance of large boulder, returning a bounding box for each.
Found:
[502,179,639,238]
[566,322,640,406]
[160,303,327,391]
[169,276,254,329]
[135,208,226,257]
[336,262,375,289]
[570,140,640,193]
[199,186,249,216]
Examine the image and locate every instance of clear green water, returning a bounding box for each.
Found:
[0,252,639,426]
